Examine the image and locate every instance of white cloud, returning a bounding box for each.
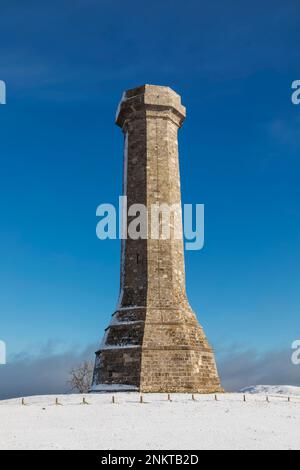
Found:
[218,347,300,391]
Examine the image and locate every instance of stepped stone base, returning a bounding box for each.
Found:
[92,306,223,393]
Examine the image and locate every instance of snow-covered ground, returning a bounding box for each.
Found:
[1,388,300,450]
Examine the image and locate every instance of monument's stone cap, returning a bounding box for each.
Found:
[116,84,186,128]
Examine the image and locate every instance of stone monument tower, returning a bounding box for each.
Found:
[92,85,222,393]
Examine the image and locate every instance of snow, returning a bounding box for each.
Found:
[1,390,300,450]
[115,91,127,122]
[100,344,140,350]
[97,329,140,351]
[110,319,144,326]
[116,306,144,311]
[90,384,138,392]
[117,132,129,310]
[98,329,109,349]
[241,385,300,396]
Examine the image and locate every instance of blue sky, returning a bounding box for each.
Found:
[0,0,299,385]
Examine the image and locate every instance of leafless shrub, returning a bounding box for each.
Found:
[68,361,94,394]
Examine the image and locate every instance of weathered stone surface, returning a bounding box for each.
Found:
[92,84,223,393]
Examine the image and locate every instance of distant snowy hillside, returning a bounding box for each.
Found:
[241,385,300,396]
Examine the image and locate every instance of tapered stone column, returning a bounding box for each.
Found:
[92,85,222,393]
